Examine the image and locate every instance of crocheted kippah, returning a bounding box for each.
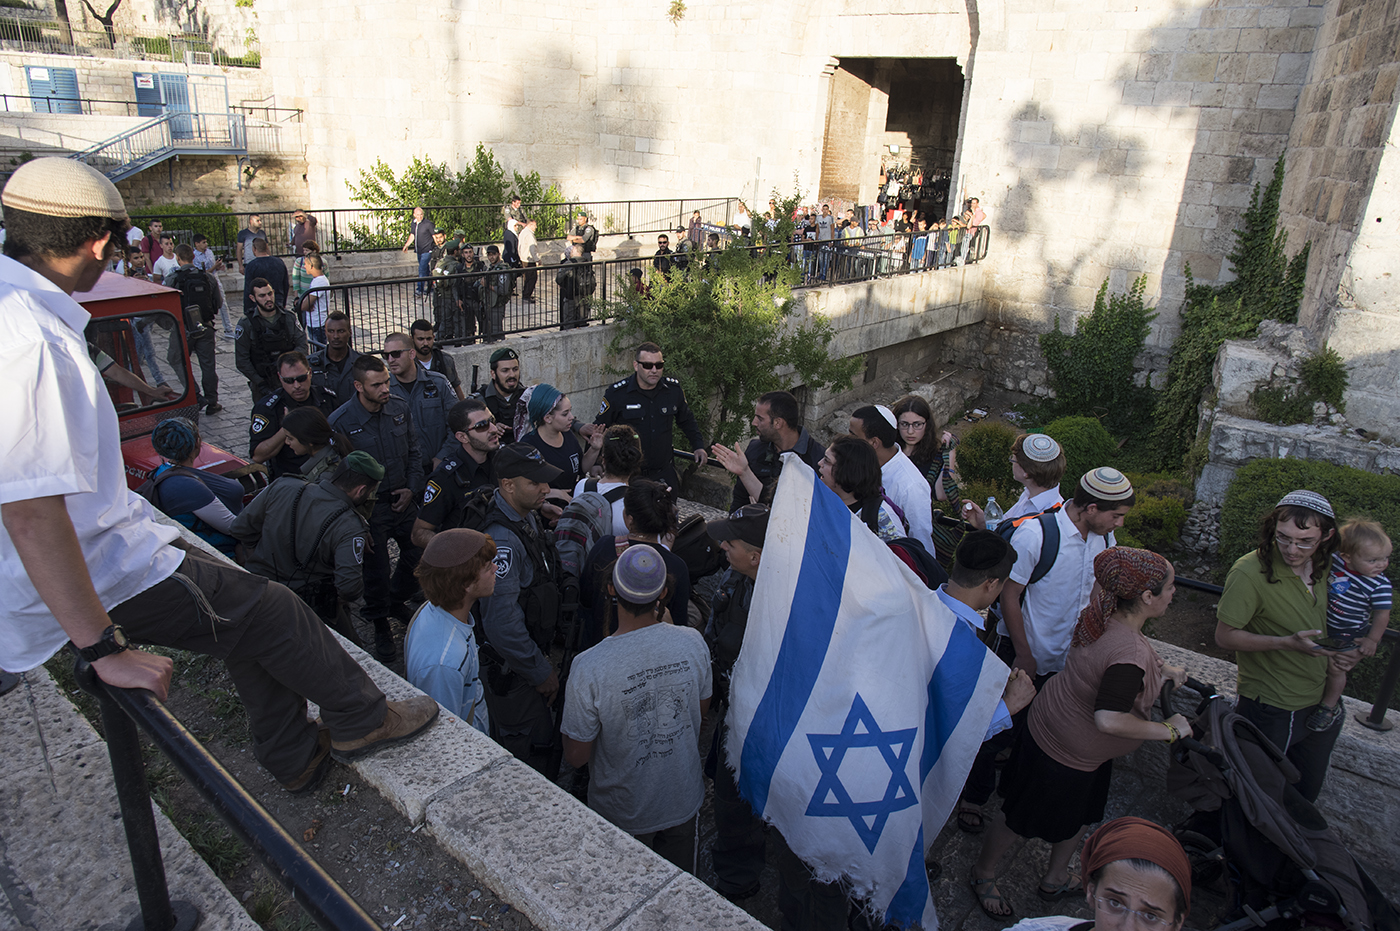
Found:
[613,545,667,602]
[1021,433,1061,463]
[2,157,127,220]
[1080,466,1134,501]
[1276,489,1335,519]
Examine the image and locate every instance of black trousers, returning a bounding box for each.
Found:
[108,547,385,782]
[363,499,421,622]
[1236,696,1342,803]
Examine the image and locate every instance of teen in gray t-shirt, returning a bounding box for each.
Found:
[561,622,711,835]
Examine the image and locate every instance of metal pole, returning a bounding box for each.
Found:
[1358,636,1399,732]
[75,659,199,931]
[331,209,339,258]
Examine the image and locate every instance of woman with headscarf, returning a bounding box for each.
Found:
[146,417,245,555]
[518,383,601,491]
[970,547,1193,920]
[281,406,354,483]
[1007,817,1193,931]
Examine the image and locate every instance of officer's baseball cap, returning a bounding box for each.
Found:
[707,504,770,549]
[494,443,563,484]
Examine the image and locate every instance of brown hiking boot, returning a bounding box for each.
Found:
[330,695,440,762]
[281,725,333,795]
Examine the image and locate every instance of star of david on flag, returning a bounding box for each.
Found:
[724,456,1009,929]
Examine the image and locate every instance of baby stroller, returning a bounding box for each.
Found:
[1163,678,1399,931]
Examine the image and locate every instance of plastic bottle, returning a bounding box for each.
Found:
[984,496,1004,532]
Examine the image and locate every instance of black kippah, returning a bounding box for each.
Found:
[955,530,1011,571]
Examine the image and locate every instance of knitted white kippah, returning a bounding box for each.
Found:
[2,157,127,220]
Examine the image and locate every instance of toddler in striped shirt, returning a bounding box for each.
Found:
[1311,519,1393,731]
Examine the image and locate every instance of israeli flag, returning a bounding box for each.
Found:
[725,455,1008,929]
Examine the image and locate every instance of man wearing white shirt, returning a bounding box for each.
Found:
[151,232,179,280]
[849,404,935,553]
[0,158,438,796]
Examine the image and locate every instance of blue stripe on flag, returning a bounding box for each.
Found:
[883,825,928,928]
[738,481,852,816]
[919,619,987,781]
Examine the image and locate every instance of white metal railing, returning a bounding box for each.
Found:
[70,111,247,180]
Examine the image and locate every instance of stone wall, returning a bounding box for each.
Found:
[116,153,308,212]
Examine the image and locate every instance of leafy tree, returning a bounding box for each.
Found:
[1038,275,1156,436]
[1150,156,1310,469]
[344,146,571,249]
[605,195,861,448]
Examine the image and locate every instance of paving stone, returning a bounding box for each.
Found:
[611,871,768,931]
[0,669,104,780]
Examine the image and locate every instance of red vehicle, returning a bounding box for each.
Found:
[75,272,268,501]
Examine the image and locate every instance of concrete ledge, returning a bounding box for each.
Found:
[0,671,260,931]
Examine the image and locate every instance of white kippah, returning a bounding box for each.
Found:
[2,157,127,220]
[874,405,897,429]
[1022,434,1061,463]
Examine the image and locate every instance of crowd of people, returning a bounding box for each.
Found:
[1,158,1380,931]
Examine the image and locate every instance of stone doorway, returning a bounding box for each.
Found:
[818,57,965,216]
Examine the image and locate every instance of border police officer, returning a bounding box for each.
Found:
[411,398,503,549]
[478,347,524,443]
[235,277,307,402]
[476,444,564,771]
[595,342,706,488]
[330,354,424,662]
[384,331,455,469]
[308,310,363,401]
[250,351,340,479]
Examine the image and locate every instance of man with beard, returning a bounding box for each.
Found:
[477,347,525,443]
[710,390,824,510]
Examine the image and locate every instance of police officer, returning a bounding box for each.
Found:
[308,311,363,402]
[330,354,423,662]
[230,451,381,638]
[410,319,465,400]
[250,351,341,479]
[476,443,564,771]
[235,277,307,403]
[595,342,706,487]
[411,398,502,549]
[704,504,770,900]
[478,347,524,443]
[383,331,455,470]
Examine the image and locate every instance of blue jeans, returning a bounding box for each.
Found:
[416,252,432,294]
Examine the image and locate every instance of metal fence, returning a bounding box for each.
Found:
[0,16,259,66]
[73,655,378,931]
[299,227,992,351]
[130,197,738,260]
[72,111,246,181]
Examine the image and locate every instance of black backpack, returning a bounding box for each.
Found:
[671,513,727,584]
[170,265,214,338]
[459,487,562,655]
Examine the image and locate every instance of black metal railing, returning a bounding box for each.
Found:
[130,197,738,260]
[296,228,991,351]
[73,655,378,931]
[0,92,148,115]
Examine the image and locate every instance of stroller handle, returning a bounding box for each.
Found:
[1160,676,1219,717]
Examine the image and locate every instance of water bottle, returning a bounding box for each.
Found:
[984,496,1004,532]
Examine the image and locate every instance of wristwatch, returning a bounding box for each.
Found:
[76,625,130,663]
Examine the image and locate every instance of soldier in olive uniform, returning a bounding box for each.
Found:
[595,342,706,488]
[384,331,456,470]
[249,351,341,479]
[235,278,307,403]
[231,451,382,632]
[478,347,524,443]
[476,444,564,771]
[329,354,423,662]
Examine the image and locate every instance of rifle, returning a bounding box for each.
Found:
[542,576,583,783]
[470,363,480,395]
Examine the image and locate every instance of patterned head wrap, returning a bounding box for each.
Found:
[527,383,563,427]
[150,417,199,463]
[1072,546,1171,647]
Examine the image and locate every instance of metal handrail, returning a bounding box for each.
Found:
[0,15,260,67]
[74,654,379,931]
[70,112,248,181]
[0,92,145,115]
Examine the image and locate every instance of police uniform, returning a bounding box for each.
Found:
[230,475,369,611]
[729,428,826,510]
[330,395,423,626]
[595,373,705,486]
[418,449,495,533]
[308,346,364,403]
[390,364,455,473]
[479,381,523,443]
[234,308,307,401]
[477,489,560,769]
[421,348,462,395]
[249,385,340,479]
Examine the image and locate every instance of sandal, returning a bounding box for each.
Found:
[1305,699,1344,732]
[970,874,1014,920]
[956,803,985,834]
[1037,876,1083,902]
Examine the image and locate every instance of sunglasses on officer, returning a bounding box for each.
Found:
[637,361,664,370]
[281,373,310,385]
[381,348,409,360]
[466,417,497,433]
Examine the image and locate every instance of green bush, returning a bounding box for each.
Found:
[1220,458,1400,711]
[1042,416,1120,498]
[1117,494,1188,552]
[956,422,1018,503]
[1038,275,1157,437]
[128,202,237,252]
[1300,344,1348,411]
[1248,383,1316,425]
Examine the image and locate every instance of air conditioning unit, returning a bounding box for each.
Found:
[184,50,213,66]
